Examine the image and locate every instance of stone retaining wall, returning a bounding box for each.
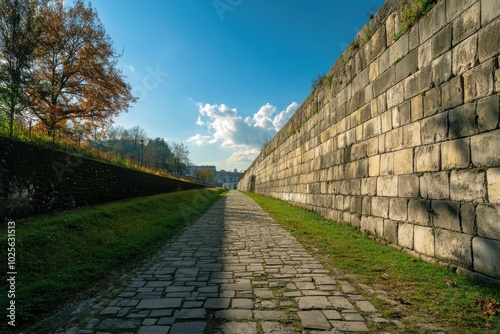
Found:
[239,0,500,280]
[0,137,204,221]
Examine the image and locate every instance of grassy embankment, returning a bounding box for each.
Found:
[0,188,226,331]
[244,192,500,333]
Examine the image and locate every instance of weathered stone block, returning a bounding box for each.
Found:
[452,2,480,45]
[398,223,414,249]
[403,122,422,147]
[389,34,409,65]
[414,225,435,256]
[372,196,390,218]
[380,153,393,176]
[385,128,403,151]
[405,66,433,100]
[461,202,476,234]
[381,110,393,133]
[449,103,478,139]
[477,94,500,132]
[432,200,460,231]
[361,177,377,196]
[422,111,448,144]
[387,82,405,109]
[473,237,500,278]
[431,24,452,60]
[423,86,442,117]
[408,199,431,226]
[463,59,495,102]
[394,148,413,175]
[384,220,399,244]
[432,51,452,86]
[420,171,450,200]
[441,75,464,111]
[450,169,486,202]
[418,38,433,69]
[487,168,500,203]
[368,155,380,177]
[419,0,446,42]
[476,204,500,239]
[377,176,398,197]
[481,0,500,26]
[435,229,473,267]
[373,67,395,97]
[471,129,500,167]
[411,95,424,121]
[400,100,412,126]
[452,34,477,75]
[479,17,500,62]
[399,174,420,198]
[415,144,440,172]
[364,117,381,139]
[362,196,371,215]
[390,198,408,221]
[449,0,475,19]
[396,49,418,83]
[441,138,471,169]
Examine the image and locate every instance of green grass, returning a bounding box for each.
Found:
[243,192,500,333]
[0,188,226,330]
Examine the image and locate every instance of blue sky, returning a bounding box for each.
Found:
[90,0,385,171]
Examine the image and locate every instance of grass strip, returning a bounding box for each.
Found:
[0,188,226,330]
[243,191,500,333]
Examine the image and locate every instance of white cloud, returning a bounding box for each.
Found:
[187,101,298,170]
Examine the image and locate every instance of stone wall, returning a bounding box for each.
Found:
[239,0,500,281]
[0,137,204,221]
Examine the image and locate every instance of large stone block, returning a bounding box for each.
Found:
[394,148,413,175]
[415,144,440,172]
[414,225,435,256]
[432,200,461,231]
[389,34,409,65]
[420,171,450,200]
[411,95,424,121]
[373,67,395,97]
[463,59,495,102]
[477,94,500,132]
[398,223,414,249]
[446,0,477,23]
[481,0,500,26]
[449,103,478,139]
[421,112,448,144]
[361,216,384,237]
[384,220,399,244]
[399,174,420,198]
[361,177,377,196]
[390,198,408,221]
[452,34,478,75]
[362,196,371,215]
[473,237,500,278]
[363,117,381,139]
[368,155,380,177]
[372,196,390,218]
[385,128,403,151]
[380,152,394,176]
[452,2,480,45]
[408,199,431,226]
[432,51,452,86]
[441,75,464,111]
[396,49,418,83]
[431,24,452,60]
[402,122,422,147]
[461,202,476,235]
[476,204,500,239]
[441,138,471,169]
[423,86,442,117]
[419,0,446,42]
[435,229,473,267]
[487,168,500,203]
[377,176,398,197]
[479,17,500,62]
[450,169,486,202]
[471,129,500,167]
[387,82,405,109]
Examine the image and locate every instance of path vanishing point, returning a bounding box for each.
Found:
[63,190,390,333]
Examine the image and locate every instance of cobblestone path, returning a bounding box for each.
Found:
[65,190,387,333]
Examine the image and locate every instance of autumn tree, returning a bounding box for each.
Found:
[28,0,135,140]
[169,142,190,175]
[0,0,46,137]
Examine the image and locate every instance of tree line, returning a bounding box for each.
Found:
[0,0,195,176]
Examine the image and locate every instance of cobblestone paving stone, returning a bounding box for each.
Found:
[64,190,390,333]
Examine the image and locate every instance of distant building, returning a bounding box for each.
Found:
[215,169,243,189]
